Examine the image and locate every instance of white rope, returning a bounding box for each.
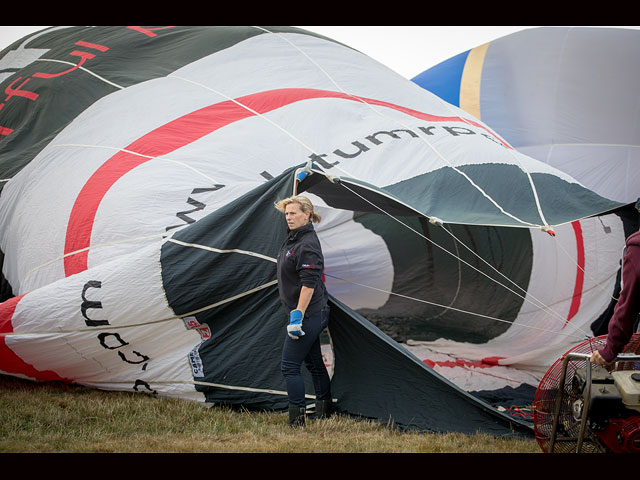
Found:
[553,231,620,302]
[336,180,592,339]
[11,28,598,343]
[19,232,167,286]
[324,272,584,340]
[166,238,276,263]
[249,27,603,338]
[34,58,125,90]
[170,76,323,157]
[15,143,227,284]
[448,109,552,231]
[49,143,225,189]
[3,279,278,337]
[84,378,334,401]
[84,379,289,397]
[255,26,542,229]
[438,226,580,324]
[51,143,223,186]
[166,29,589,338]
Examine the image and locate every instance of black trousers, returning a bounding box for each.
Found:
[280,305,331,406]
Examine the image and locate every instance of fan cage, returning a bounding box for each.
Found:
[533,333,640,453]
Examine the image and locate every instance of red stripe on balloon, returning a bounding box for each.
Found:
[0,295,23,335]
[564,221,585,327]
[0,294,69,381]
[63,88,510,276]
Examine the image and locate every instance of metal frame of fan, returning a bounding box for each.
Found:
[533,334,640,453]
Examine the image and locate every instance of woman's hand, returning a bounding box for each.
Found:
[287,309,305,339]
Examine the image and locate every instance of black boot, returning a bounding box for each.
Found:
[314,399,332,419]
[288,405,306,427]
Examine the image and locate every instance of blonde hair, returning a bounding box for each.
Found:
[275,195,322,223]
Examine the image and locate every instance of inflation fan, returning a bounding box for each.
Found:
[533,333,640,453]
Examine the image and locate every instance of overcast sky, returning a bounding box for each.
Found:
[297,26,536,78]
[1,26,637,79]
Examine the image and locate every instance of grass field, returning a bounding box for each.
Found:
[0,374,541,453]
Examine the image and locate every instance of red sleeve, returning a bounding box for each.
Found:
[599,242,640,363]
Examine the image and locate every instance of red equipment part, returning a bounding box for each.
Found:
[533,333,640,453]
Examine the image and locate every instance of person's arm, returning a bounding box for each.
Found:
[295,286,314,315]
[295,242,323,315]
[591,239,640,365]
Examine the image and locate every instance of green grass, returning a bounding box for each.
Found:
[0,374,540,453]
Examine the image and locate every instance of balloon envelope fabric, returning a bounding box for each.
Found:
[0,26,629,434]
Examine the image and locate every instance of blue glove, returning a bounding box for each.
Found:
[287,309,305,339]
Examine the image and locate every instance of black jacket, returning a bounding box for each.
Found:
[276,222,328,316]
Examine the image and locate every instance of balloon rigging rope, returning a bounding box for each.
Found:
[553,232,620,302]
[33,58,125,90]
[442,106,552,231]
[260,27,604,305]
[178,34,545,295]
[254,27,602,338]
[11,29,596,343]
[168,75,345,177]
[84,378,328,402]
[443,223,617,307]
[323,272,583,339]
[165,30,593,340]
[144,237,575,338]
[3,278,280,337]
[335,180,592,340]
[257,26,542,230]
[17,144,226,287]
[177,33,608,334]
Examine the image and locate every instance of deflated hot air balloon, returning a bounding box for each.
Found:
[0,26,627,435]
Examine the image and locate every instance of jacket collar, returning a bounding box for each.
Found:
[287,222,314,241]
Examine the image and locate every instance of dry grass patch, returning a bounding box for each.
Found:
[0,374,539,453]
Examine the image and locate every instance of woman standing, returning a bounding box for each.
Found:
[275,195,331,427]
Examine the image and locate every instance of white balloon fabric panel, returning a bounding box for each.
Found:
[407,213,626,388]
[0,240,207,401]
[412,27,640,204]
